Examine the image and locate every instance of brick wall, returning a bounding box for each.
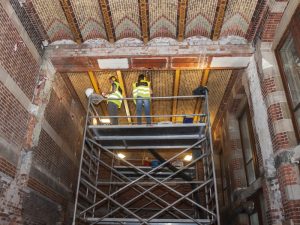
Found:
[0,2,84,224]
[0,82,29,149]
[0,3,40,99]
[9,0,45,56]
[27,72,85,224]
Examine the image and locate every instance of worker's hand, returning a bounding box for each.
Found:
[102,92,107,97]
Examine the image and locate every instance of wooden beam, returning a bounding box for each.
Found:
[201,69,210,86]
[172,70,181,122]
[59,0,83,43]
[177,0,188,41]
[98,0,115,43]
[211,0,229,40]
[88,71,101,94]
[116,70,132,124]
[138,0,149,43]
[87,71,107,115]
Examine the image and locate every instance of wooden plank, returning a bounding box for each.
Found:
[177,0,188,41]
[98,0,115,43]
[59,0,83,43]
[87,71,107,115]
[172,70,181,122]
[138,0,149,43]
[116,70,132,124]
[211,0,229,40]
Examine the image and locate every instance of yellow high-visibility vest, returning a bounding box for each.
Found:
[133,80,151,102]
[107,81,123,108]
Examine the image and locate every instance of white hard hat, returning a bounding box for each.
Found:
[85,88,94,98]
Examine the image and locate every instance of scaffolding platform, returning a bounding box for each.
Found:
[73,95,219,225]
[89,123,206,149]
[113,166,196,180]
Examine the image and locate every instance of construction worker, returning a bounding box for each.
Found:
[133,74,152,124]
[102,76,123,125]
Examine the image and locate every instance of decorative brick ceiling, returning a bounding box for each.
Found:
[22,0,269,44]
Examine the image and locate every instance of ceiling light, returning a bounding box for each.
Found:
[184,155,192,161]
[100,118,111,124]
[117,153,126,159]
[92,118,98,125]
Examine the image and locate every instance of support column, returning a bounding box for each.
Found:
[243,55,284,225]
[262,43,300,225]
[224,112,247,191]
[246,41,300,225]
[0,57,56,225]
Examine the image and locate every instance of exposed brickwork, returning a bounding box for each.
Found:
[277,164,299,187]
[32,129,77,189]
[9,0,44,55]
[45,77,83,153]
[0,4,39,99]
[0,157,17,178]
[23,190,62,225]
[0,82,29,147]
[261,12,283,42]
[27,176,66,205]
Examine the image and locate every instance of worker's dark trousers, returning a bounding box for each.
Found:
[108,102,119,125]
[136,98,151,124]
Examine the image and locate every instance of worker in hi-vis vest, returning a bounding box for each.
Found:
[102,76,123,125]
[133,74,152,124]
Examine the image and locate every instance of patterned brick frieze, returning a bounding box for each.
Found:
[70,0,107,41]
[149,0,178,39]
[185,0,218,39]
[4,0,287,45]
[108,0,141,40]
[220,0,258,38]
[31,0,73,42]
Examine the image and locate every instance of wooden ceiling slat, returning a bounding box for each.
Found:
[98,0,115,43]
[59,0,83,43]
[117,70,132,124]
[177,0,188,41]
[138,0,150,43]
[172,70,181,122]
[88,71,108,115]
[211,0,229,40]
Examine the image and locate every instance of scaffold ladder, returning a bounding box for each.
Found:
[72,94,220,225]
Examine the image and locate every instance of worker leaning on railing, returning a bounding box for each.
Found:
[133,74,152,125]
[102,76,123,125]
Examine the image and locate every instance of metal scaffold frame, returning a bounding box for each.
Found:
[72,94,219,225]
